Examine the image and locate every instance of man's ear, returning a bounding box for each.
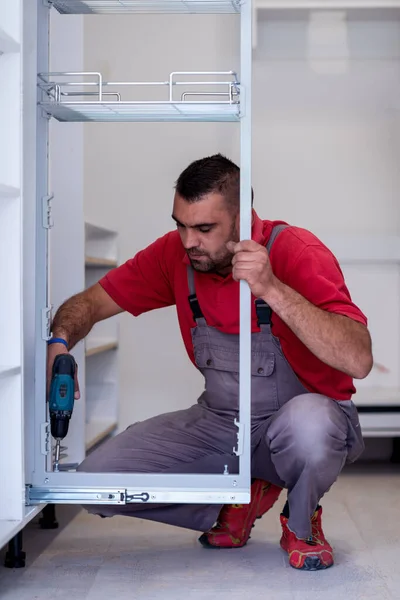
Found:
[235,208,254,229]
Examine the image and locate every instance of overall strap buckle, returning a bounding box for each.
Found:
[188,293,204,321]
[255,299,271,326]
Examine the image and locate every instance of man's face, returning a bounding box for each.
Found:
[172,192,239,274]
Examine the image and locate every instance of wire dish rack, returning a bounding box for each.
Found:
[50,0,242,14]
[37,71,241,122]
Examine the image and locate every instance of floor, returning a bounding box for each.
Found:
[0,464,399,600]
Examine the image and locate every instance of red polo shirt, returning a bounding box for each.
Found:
[99,211,367,400]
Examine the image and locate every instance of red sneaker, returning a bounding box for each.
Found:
[199,479,282,549]
[280,506,334,570]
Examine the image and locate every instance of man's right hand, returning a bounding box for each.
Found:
[46,343,80,400]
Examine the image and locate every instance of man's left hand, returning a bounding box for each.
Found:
[227,240,277,300]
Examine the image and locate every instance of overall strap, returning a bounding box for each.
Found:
[266,223,289,254]
[255,223,289,326]
[187,265,204,321]
[187,223,289,325]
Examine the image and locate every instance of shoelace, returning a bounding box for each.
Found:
[305,535,318,546]
[304,516,321,546]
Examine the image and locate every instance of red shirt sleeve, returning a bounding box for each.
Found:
[99,232,177,316]
[273,229,368,326]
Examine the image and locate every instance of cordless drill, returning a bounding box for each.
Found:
[49,354,76,472]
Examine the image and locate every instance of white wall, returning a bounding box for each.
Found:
[251,14,400,237]
[84,12,400,430]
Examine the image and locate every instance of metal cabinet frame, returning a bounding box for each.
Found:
[26,0,253,508]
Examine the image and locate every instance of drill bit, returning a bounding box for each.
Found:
[54,439,61,472]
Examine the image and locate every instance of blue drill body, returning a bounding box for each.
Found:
[49,354,76,470]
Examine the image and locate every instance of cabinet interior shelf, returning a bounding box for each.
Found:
[40,101,240,122]
[37,71,241,123]
[86,419,118,451]
[85,340,119,357]
[85,256,118,267]
[354,387,400,407]
[51,0,241,14]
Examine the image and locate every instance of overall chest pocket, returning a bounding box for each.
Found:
[194,343,275,378]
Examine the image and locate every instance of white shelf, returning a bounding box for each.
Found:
[0,366,21,380]
[51,0,241,14]
[0,184,19,198]
[0,507,44,551]
[38,71,240,123]
[85,222,117,237]
[85,256,118,268]
[85,339,118,357]
[359,413,400,437]
[85,222,118,268]
[40,100,241,123]
[84,221,119,453]
[353,387,400,407]
[86,419,117,451]
[0,26,20,54]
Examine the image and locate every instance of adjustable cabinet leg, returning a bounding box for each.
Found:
[4,531,26,569]
[390,437,400,464]
[39,503,59,529]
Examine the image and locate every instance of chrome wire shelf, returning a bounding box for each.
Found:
[51,0,242,14]
[37,71,241,122]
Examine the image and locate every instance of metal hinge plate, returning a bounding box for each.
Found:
[41,306,52,341]
[40,422,50,456]
[238,85,245,117]
[233,418,244,456]
[42,194,54,229]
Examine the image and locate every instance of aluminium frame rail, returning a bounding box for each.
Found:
[27,0,252,507]
[50,0,242,15]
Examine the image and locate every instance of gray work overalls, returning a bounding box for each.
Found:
[79,224,364,539]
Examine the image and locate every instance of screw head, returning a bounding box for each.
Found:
[151,495,156,500]
[44,478,49,484]
[233,480,237,487]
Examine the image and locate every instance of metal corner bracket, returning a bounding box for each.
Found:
[233,418,244,456]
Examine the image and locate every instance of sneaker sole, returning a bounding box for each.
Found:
[280,540,333,571]
[198,533,249,549]
[293,555,332,571]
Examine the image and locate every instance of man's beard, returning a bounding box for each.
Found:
[188,252,233,273]
[187,223,239,274]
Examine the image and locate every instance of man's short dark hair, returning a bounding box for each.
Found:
[175,153,253,211]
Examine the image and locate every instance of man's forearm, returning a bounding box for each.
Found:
[264,278,373,380]
[51,291,95,350]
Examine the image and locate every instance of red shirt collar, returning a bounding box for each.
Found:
[182,209,265,265]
